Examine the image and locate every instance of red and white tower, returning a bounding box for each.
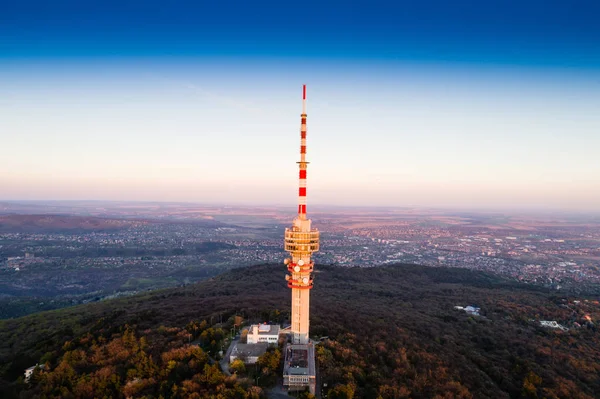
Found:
[284,85,320,345]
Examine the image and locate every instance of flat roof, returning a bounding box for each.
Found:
[251,324,280,335]
[232,343,269,357]
[283,342,315,377]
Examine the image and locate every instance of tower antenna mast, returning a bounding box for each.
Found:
[298,84,308,220]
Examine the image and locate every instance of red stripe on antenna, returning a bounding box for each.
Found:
[299,170,307,179]
[303,85,306,100]
[299,187,306,197]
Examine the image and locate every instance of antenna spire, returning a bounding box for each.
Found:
[298,84,308,219]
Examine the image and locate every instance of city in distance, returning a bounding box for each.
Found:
[2,200,600,320]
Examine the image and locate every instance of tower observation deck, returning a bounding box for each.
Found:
[283,85,318,395]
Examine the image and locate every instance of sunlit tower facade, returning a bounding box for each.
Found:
[284,84,320,345]
[283,85,319,395]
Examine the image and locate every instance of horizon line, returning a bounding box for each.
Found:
[2,199,599,216]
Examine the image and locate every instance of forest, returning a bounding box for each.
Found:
[1,263,599,398]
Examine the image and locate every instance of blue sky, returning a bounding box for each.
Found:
[2,0,599,65]
[1,1,599,211]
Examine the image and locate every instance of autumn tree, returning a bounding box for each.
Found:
[230,359,246,375]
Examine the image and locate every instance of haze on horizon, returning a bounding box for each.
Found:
[1,1,599,212]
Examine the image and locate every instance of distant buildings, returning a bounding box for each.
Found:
[24,366,36,382]
[24,364,45,382]
[539,320,568,331]
[454,305,481,316]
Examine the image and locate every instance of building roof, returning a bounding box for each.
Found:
[232,343,269,357]
[284,343,316,376]
[251,324,280,335]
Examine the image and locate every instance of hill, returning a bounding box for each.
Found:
[0,214,227,234]
[0,214,142,233]
[0,263,599,398]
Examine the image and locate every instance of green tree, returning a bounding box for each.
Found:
[230,359,246,375]
[257,348,281,375]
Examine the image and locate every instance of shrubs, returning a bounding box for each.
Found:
[19,325,254,398]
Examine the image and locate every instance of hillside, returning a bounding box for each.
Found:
[0,264,599,398]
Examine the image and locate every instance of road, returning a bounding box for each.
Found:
[219,337,239,376]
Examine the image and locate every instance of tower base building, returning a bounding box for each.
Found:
[283,343,316,395]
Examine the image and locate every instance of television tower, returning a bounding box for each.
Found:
[284,84,320,345]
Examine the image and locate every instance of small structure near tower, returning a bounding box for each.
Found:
[247,324,280,344]
[282,84,319,395]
